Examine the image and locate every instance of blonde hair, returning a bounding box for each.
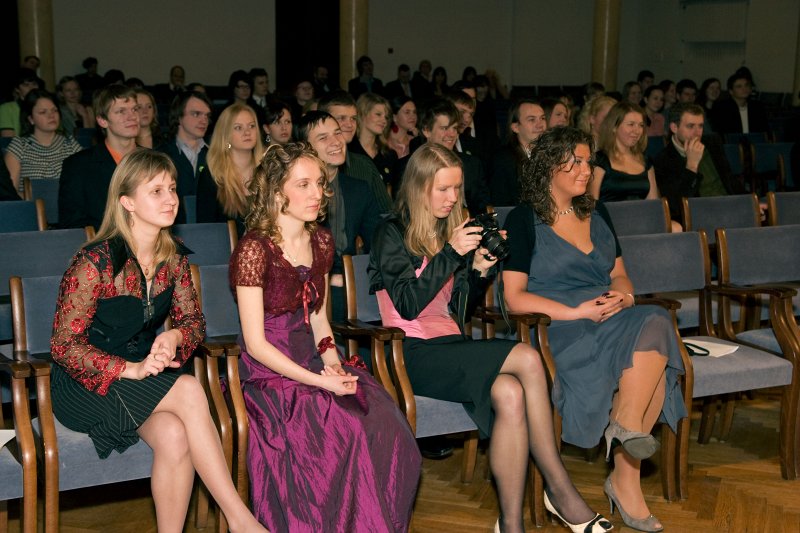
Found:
[597,101,647,161]
[356,93,391,154]
[395,144,464,258]
[577,95,617,135]
[207,103,265,218]
[89,149,178,265]
[245,142,332,243]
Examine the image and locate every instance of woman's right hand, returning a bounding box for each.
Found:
[448,219,483,256]
[122,353,170,380]
[317,373,359,396]
[572,293,625,322]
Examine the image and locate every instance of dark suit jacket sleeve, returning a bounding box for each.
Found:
[195,169,226,223]
[654,144,698,219]
[462,154,489,215]
[58,150,90,228]
[489,148,519,206]
[357,183,383,252]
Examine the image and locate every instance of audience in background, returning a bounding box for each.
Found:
[262,98,293,146]
[347,55,384,99]
[696,77,722,114]
[134,89,162,149]
[350,92,397,186]
[710,72,769,135]
[386,95,417,158]
[59,84,140,229]
[56,76,95,136]
[643,86,666,137]
[4,89,82,194]
[198,103,263,232]
[590,101,659,202]
[0,69,40,137]
[152,65,186,105]
[622,81,642,107]
[75,57,104,105]
[676,79,698,104]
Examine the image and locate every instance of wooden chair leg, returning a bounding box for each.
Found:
[530,464,546,527]
[0,500,7,533]
[660,425,677,501]
[583,443,601,463]
[698,398,718,444]
[461,431,478,483]
[718,394,737,442]
[676,414,691,500]
[195,477,210,529]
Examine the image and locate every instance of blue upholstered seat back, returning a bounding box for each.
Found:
[0,229,86,341]
[198,264,240,338]
[19,276,62,356]
[350,254,380,323]
[28,179,60,225]
[0,201,39,233]
[605,199,670,237]
[618,232,708,295]
[721,225,800,286]
[172,223,232,266]
[685,195,760,245]
[771,192,800,226]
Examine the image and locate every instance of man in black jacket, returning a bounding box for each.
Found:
[654,103,744,221]
[157,91,213,223]
[59,85,140,229]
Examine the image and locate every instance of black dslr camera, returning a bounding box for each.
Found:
[465,212,509,261]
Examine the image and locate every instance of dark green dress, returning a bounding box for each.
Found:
[50,236,205,458]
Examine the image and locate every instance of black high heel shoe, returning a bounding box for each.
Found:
[604,420,659,460]
[543,491,614,533]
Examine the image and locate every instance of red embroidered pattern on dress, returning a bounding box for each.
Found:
[50,241,205,395]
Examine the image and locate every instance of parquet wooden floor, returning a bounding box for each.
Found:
[7,392,800,532]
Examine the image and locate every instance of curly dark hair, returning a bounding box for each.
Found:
[519,126,596,225]
[245,142,332,241]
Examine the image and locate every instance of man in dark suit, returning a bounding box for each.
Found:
[384,64,414,100]
[411,59,433,102]
[655,103,745,220]
[296,111,386,320]
[710,73,769,136]
[157,91,213,223]
[152,65,186,106]
[59,85,140,229]
[347,56,384,100]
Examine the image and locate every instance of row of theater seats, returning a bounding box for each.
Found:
[3,196,800,530]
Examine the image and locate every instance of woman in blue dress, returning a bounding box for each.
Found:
[503,127,686,533]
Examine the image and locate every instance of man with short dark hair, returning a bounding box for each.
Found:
[249,68,270,108]
[710,73,769,135]
[59,85,140,228]
[153,65,186,105]
[311,64,335,96]
[158,91,214,222]
[295,111,384,319]
[415,98,489,215]
[654,103,744,220]
[637,70,655,91]
[347,56,383,99]
[318,91,392,212]
[411,59,433,101]
[384,64,413,100]
[676,79,698,103]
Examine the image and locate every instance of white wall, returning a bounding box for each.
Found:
[48,0,797,93]
[52,0,277,86]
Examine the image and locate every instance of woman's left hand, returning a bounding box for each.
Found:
[148,330,182,369]
[472,229,506,275]
[321,363,346,377]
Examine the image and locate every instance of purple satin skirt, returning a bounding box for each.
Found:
[239,305,421,532]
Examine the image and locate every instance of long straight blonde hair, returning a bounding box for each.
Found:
[207,103,265,217]
[395,144,464,259]
[88,149,178,266]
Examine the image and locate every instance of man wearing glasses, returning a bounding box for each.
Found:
[158,91,213,223]
[59,85,140,229]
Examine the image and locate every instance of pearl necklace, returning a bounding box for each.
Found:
[558,206,575,216]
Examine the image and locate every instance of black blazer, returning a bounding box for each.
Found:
[195,169,245,236]
[384,80,412,100]
[347,77,384,100]
[489,144,523,207]
[59,143,118,229]
[654,137,745,219]
[323,173,383,275]
[710,98,769,135]
[158,139,211,223]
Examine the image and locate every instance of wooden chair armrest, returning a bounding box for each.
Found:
[507,311,552,327]
[635,297,683,311]
[709,283,797,299]
[0,352,32,379]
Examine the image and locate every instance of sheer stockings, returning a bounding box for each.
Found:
[490,344,595,532]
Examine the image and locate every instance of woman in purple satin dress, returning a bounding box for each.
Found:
[229,142,421,532]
